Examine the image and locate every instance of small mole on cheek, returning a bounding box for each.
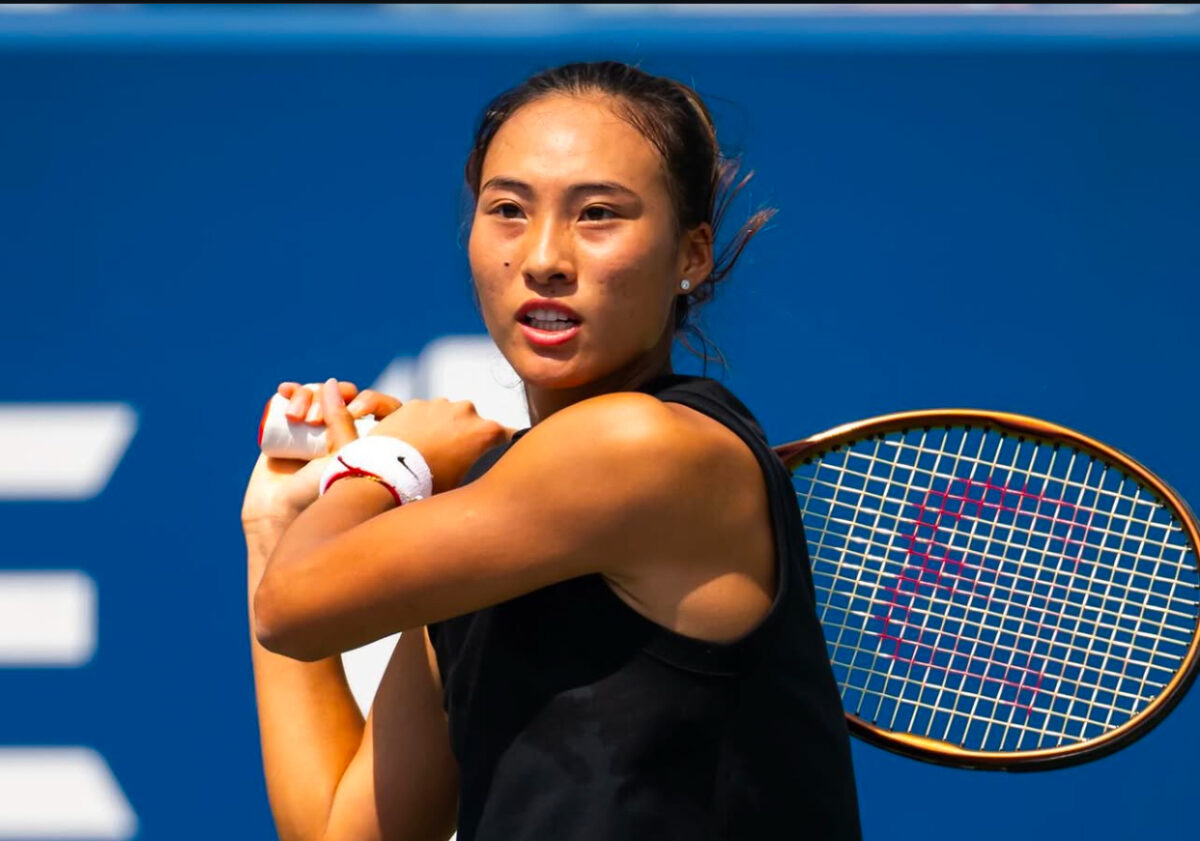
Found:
[504,262,510,267]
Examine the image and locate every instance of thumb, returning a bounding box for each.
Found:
[320,378,359,453]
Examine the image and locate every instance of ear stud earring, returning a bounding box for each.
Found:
[680,278,692,292]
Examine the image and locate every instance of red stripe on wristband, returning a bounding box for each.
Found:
[323,466,403,506]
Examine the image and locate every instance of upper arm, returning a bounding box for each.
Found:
[270,392,760,657]
[322,626,458,841]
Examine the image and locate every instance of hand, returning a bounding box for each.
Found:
[321,386,513,494]
[241,453,330,532]
[241,379,404,528]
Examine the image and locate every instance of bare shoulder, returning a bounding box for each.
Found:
[479,389,773,642]
[506,389,759,482]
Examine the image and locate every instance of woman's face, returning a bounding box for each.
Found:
[468,93,707,392]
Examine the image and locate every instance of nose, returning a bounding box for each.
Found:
[520,215,575,289]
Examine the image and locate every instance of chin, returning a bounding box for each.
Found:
[507,345,608,392]
[513,357,593,391]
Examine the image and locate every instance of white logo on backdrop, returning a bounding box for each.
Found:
[341,335,527,714]
[0,405,136,501]
[0,404,138,840]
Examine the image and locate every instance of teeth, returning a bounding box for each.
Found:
[524,307,578,327]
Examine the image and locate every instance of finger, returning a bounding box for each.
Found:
[295,381,357,399]
[277,381,301,398]
[312,381,361,424]
[346,390,403,419]
[321,378,359,452]
[286,387,313,421]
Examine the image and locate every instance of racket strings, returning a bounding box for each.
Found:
[793,425,1200,755]
[811,571,1180,690]
[806,521,1195,642]
[816,431,1190,739]
[806,471,1194,700]
[804,432,1193,635]
[809,442,1197,639]
[818,446,1191,561]
[813,637,1139,736]
[814,603,1172,707]
[811,476,1179,749]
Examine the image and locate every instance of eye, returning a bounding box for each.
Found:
[491,202,524,220]
[580,205,617,222]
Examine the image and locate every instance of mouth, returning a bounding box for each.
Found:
[521,308,579,332]
[516,301,583,347]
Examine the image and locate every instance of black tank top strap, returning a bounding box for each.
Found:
[573,373,808,672]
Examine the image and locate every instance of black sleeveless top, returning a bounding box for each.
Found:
[427,375,861,840]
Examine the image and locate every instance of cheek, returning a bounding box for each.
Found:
[468,226,509,326]
[466,221,488,286]
[585,238,677,334]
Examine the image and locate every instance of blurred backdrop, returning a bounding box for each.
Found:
[1,4,1198,839]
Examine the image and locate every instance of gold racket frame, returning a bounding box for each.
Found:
[774,409,1200,770]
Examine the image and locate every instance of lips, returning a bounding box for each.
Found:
[516,299,582,347]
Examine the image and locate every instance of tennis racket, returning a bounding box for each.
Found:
[774,409,1200,770]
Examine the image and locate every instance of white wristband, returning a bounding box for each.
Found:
[319,436,433,505]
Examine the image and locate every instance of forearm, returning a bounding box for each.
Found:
[246,522,366,841]
[255,479,398,659]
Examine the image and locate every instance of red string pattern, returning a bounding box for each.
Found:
[873,476,1096,715]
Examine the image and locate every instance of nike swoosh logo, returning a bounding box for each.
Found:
[396,455,418,480]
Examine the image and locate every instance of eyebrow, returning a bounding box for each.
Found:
[479,177,640,201]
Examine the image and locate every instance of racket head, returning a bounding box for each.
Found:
[778,409,1200,770]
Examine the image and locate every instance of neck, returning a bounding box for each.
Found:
[523,335,674,425]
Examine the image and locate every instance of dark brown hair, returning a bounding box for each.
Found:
[465,61,775,360]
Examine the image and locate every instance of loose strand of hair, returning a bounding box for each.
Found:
[676,321,729,375]
[711,207,777,286]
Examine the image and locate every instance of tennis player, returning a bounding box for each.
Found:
[242,61,861,840]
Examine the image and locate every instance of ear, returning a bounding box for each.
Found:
[676,223,714,294]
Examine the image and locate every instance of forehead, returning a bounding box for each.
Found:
[481,93,666,191]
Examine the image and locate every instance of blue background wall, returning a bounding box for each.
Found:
[1,6,1198,839]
